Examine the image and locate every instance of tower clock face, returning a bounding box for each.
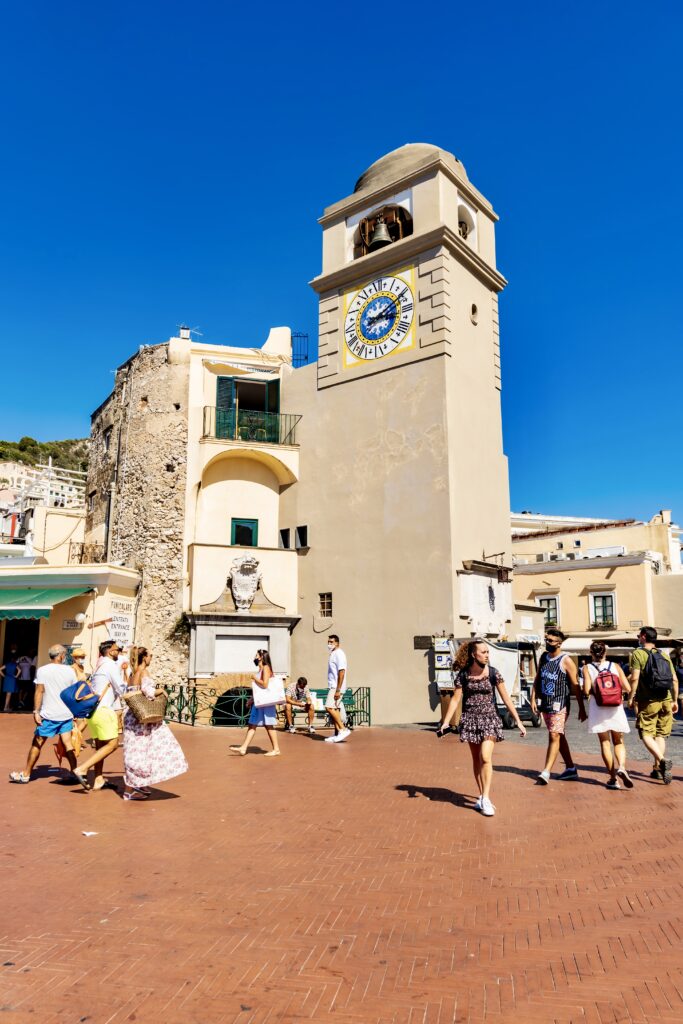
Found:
[343,274,415,361]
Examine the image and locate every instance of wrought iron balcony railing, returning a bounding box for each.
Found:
[202,407,300,445]
[68,541,107,565]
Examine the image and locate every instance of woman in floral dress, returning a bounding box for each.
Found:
[438,639,526,817]
[122,648,188,801]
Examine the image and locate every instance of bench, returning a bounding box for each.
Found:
[278,688,359,731]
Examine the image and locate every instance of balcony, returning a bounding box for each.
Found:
[69,542,107,565]
[202,407,300,446]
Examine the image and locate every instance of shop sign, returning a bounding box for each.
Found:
[110,598,135,646]
[62,619,80,631]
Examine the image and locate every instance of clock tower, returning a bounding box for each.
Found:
[284,143,514,724]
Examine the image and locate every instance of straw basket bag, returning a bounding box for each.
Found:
[122,689,168,725]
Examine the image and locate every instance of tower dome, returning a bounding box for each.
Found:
[354,143,467,194]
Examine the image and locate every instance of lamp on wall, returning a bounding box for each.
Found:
[75,612,86,624]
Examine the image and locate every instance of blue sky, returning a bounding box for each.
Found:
[1,1,681,523]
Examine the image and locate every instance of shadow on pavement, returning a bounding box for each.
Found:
[395,783,471,807]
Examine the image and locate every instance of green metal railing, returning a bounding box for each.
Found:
[165,684,371,729]
[203,407,301,445]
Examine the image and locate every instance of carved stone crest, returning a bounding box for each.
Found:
[228,555,262,614]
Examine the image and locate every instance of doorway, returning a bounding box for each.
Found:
[2,618,40,661]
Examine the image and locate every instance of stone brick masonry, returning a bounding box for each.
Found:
[86,343,190,683]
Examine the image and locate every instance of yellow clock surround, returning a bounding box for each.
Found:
[342,266,416,369]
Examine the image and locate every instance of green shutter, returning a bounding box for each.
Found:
[216,376,235,439]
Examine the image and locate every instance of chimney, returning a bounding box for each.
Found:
[179,326,191,341]
[661,509,672,525]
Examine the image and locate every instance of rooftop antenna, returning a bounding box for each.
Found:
[177,323,203,338]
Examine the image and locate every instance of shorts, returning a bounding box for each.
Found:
[87,705,119,742]
[542,708,569,734]
[637,700,673,738]
[35,718,73,738]
[325,688,345,710]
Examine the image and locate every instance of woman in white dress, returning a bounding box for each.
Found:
[582,640,633,790]
[122,648,188,801]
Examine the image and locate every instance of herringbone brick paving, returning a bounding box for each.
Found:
[1,716,682,1024]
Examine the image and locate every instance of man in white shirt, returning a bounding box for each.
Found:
[9,645,77,784]
[324,635,351,744]
[73,640,125,790]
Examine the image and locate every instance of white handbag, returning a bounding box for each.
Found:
[252,673,286,708]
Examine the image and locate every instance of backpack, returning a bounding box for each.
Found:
[592,663,622,707]
[640,649,673,696]
[59,680,109,719]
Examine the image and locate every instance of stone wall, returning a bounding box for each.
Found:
[85,343,190,683]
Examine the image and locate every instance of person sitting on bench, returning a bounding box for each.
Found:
[285,677,316,734]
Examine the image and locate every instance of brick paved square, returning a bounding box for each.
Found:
[2,715,682,1024]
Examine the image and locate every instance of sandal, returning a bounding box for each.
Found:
[230,746,247,756]
[92,778,116,792]
[71,772,91,791]
[264,750,281,757]
[123,790,148,801]
[134,786,151,795]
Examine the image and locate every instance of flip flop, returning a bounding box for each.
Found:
[230,746,247,756]
[123,790,148,801]
[71,772,91,791]
[264,750,281,757]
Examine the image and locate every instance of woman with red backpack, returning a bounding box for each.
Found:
[582,640,633,790]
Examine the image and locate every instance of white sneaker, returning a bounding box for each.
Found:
[308,726,316,734]
[537,770,550,785]
[333,728,351,743]
[287,726,296,734]
[474,796,482,811]
[324,735,336,743]
[481,797,495,817]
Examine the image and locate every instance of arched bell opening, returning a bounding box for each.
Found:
[353,204,413,259]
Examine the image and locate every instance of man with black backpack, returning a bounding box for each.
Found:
[629,627,679,784]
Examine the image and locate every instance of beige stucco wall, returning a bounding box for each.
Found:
[189,544,297,614]
[31,507,85,565]
[513,561,656,635]
[196,456,280,548]
[653,574,683,637]
[36,581,138,668]
[281,357,453,723]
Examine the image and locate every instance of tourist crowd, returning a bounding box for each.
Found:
[5,626,679,816]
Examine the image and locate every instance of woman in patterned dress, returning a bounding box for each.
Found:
[438,639,526,817]
[122,648,188,801]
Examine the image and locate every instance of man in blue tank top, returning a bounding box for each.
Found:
[530,627,586,784]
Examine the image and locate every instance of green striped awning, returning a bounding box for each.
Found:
[0,587,90,620]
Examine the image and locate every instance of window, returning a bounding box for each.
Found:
[319,593,333,617]
[279,528,291,550]
[574,539,581,547]
[87,491,96,513]
[591,592,615,627]
[295,525,308,549]
[103,427,112,454]
[556,542,564,550]
[537,596,559,626]
[231,518,258,546]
